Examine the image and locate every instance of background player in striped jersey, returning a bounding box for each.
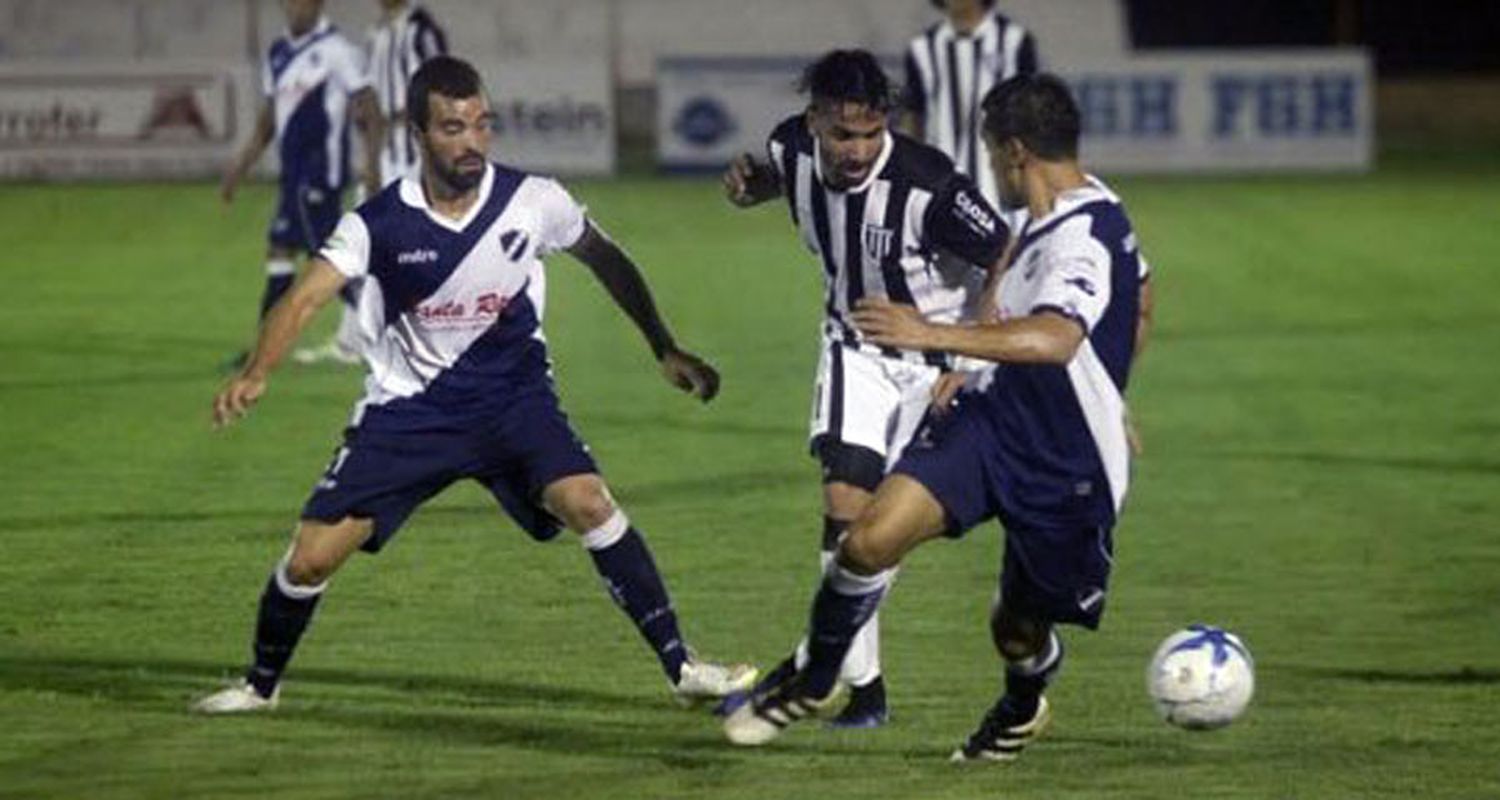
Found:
[725,74,1149,762]
[220,0,383,369]
[194,56,755,714]
[722,49,1010,728]
[294,0,449,365]
[901,0,1039,218]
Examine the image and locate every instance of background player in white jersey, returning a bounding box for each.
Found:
[901,0,1039,217]
[194,56,755,714]
[722,49,1010,728]
[293,0,448,365]
[725,74,1149,762]
[220,0,382,369]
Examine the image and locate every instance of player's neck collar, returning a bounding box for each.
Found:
[947,9,995,39]
[401,163,495,232]
[813,131,893,195]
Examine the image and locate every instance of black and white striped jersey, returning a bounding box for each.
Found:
[367,3,448,184]
[902,10,1038,206]
[765,114,1009,366]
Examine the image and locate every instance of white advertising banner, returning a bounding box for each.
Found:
[0,62,254,180]
[0,57,615,181]
[479,57,616,176]
[658,50,1373,173]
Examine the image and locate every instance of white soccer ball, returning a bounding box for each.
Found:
[1146,624,1254,730]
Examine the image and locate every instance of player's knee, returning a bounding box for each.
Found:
[558,487,617,533]
[991,609,1048,661]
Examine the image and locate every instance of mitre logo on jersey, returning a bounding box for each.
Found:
[397,248,440,265]
[954,189,997,235]
[861,224,895,260]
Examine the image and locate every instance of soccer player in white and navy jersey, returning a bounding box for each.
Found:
[722,49,1010,727]
[194,56,756,714]
[220,0,383,368]
[726,74,1151,762]
[902,0,1039,215]
[293,0,449,366]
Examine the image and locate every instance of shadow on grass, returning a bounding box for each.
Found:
[0,652,936,765]
[1278,664,1500,685]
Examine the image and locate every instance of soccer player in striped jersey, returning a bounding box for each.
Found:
[722,49,1011,728]
[725,74,1151,763]
[193,56,756,714]
[221,0,383,369]
[292,0,449,365]
[901,0,1039,215]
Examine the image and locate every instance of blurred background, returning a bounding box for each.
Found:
[1,0,1496,180]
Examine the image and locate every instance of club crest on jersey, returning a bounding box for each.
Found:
[861,223,895,261]
[499,230,531,261]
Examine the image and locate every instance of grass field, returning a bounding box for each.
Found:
[2,157,1499,799]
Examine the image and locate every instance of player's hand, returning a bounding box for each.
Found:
[722,154,761,208]
[930,371,969,414]
[659,348,720,403]
[212,373,267,429]
[852,298,932,350]
[1125,406,1144,456]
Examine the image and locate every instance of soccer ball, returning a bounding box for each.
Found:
[1145,624,1254,730]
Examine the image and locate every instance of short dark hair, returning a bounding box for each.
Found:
[799,49,894,113]
[406,55,484,131]
[980,73,1080,160]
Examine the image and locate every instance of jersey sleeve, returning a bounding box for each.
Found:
[333,37,372,94]
[1032,220,1112,333]
[1017,31,1041,74]
[533,178,588,256]
[923,174,1009,268]
[319,212,372,279]
[412,11,449,60]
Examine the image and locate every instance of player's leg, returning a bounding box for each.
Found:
[800,343,901,725]
[193,516,372,712]
[540,473,756,701]
[951,523,1114,763]
[291,182,362,365]
[724,474,948,745]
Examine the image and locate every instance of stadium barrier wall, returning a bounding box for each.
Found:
[658,50,1374,174]
[0,56,614,181]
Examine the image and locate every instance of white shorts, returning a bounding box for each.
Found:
[808,339,944,470]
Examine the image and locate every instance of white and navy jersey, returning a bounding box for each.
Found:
[765,114,1009,367]
[902,11,1039,207]
[263,16,370,191]
[367,4,448,184]
[979,176,1143,526]
[319,162,587,432]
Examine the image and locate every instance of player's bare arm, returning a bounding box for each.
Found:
[212,259,348,428]
[350,87,386,198]
[566,220,720,402]
[722,153,781,208]
[221,101,274,204]
[852,297,1084,365]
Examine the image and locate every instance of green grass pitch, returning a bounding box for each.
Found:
[1,158,1498,799]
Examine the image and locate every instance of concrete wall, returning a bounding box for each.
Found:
[0,0,1127,82]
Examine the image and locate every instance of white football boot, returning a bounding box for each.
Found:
[673,658,759,707]
[191,680,279,714]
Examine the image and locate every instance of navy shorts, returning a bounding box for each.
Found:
[892,398,1115,629]
[300,387,598,552]
[268,180,341,252]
